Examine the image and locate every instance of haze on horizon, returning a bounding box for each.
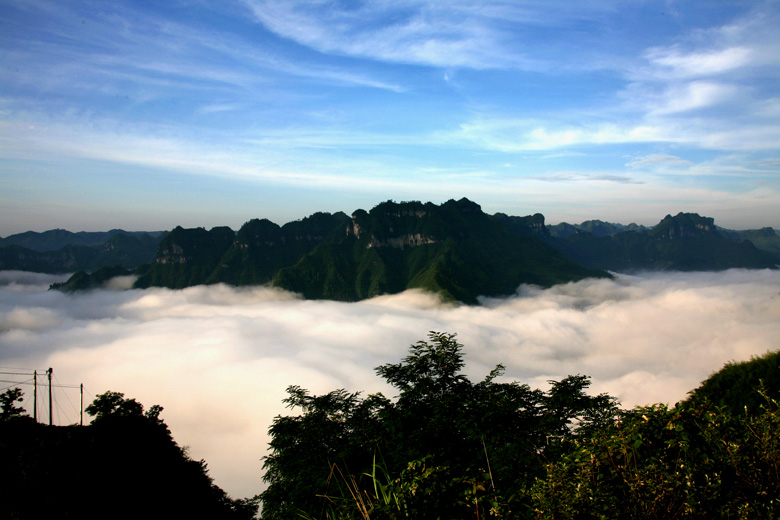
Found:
[2,1,779,236]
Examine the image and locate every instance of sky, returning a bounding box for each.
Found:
[1,0,779,236]
[2,269,779,499]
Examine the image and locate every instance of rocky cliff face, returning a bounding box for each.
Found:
[156,243,187,264]
[347,201,440,249]
[367,233,437,249]
[154,226,235,265]
[275,197,608,303]
[652,213,717,239]
[492,212,550,238]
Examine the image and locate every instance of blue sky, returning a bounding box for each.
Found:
[1,0,778,235]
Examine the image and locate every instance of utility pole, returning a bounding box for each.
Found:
[47,367,53,426]
[33,370,38,423]
[80,383,84,426]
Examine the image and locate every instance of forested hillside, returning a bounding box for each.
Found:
[260,333,780,520]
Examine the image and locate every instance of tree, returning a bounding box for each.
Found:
[85,390,145,420]
[260,332,620,520]
[531,395,780,519]
[85,390,167,427]
[0,388,27,420]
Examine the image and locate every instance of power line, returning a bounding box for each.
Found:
[0,368,88,426]
[1,379,34,391]
[0,378,80,389]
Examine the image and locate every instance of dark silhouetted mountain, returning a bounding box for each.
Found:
[730,228,780,256]
[650,212,715,239]
[41,203,779,301]
[0,231,163,273]
[273,199,606,303]
[548,220,648,238]
[0,228,165,251]
[49,265,133,292]
[206,212,351,286]
[490,212,549,237]
[134,226,236,288]
[0,244,101,273]
[131,212,351,289]
[549,212,779,271]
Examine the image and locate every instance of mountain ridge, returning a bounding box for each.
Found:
[2,198,776,302]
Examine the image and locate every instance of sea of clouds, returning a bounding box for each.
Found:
[1,269,779,499]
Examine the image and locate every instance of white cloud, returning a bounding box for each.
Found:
[432,6,779,155]
[649,81,738,115]
[626,153,692,169]
[644,46,754,79]
[1,270,779,499]
[531,171,642,184]
[239,0,615,70]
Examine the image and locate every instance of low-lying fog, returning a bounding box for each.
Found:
[1,269,779,499]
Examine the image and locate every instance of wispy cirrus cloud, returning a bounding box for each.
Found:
[626,154,692,170]
[532,172,642,184]
[239,0,625,71]
[1,1,778,234]
[436,5,779,155]
[0,0,405,118]
[642,46,755,80]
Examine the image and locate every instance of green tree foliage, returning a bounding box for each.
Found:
[532,395,780,519]
[0,391,257,519]
[685,349,780,415]
[262,336,779,519]
[259,332,619,519]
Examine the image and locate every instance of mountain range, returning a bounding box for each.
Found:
[0,229,164,273]
[2,198,778,303]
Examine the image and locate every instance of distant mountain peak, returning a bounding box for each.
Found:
[652,212,717,239]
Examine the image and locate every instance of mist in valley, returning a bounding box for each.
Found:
[1,269,779,499]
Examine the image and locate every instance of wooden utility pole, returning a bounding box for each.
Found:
[80,383,84,426]
[47,367,53,426]
[33,370,38,422]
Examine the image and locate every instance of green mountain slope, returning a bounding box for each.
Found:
[131,212,351,289]
[206,212,350,285]
[685,349,780,416]
[273,199,607,303]
[45,202,778,302]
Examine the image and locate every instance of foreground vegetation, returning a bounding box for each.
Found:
[2,337,777,519]
[0,389,257,519]
[261,334,780,520]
